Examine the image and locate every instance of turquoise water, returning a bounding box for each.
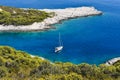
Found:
[0,0,120,65]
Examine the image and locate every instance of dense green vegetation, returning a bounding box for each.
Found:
[0,46,120,80]
[0,6,54,26]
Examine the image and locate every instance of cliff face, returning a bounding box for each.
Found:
[0,46,119,80]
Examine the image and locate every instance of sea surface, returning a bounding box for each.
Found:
[0,0,120,65]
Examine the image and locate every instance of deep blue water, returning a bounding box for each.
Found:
[0,0,120,65]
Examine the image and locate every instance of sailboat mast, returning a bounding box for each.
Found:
[59,32,60,46]
[59,32,62,46]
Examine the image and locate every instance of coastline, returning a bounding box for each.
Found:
[30,53,120,66]
[31,54,120,66]
[30,54,45,60]
[0,7,102,32]
[30,54,55,64]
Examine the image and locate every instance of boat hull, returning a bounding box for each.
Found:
[55,46,63,53]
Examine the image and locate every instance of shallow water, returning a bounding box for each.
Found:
[0,0,120,65]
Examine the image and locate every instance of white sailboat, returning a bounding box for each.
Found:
[55,33,63,53]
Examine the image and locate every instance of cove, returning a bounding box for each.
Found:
[0,0,120,65]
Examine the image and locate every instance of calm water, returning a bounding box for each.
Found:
[0,0,120,65]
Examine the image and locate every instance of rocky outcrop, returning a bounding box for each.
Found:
[105,57,120,66]
[0,7,102,32]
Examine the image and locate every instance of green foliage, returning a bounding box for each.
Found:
[0,6,53,26]
[0,46,119,80]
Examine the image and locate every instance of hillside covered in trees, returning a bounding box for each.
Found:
[0,46,120,80]
[0,6,53,26]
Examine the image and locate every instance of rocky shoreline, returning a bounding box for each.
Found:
[0,7,102,32]
[105,57,120,66]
